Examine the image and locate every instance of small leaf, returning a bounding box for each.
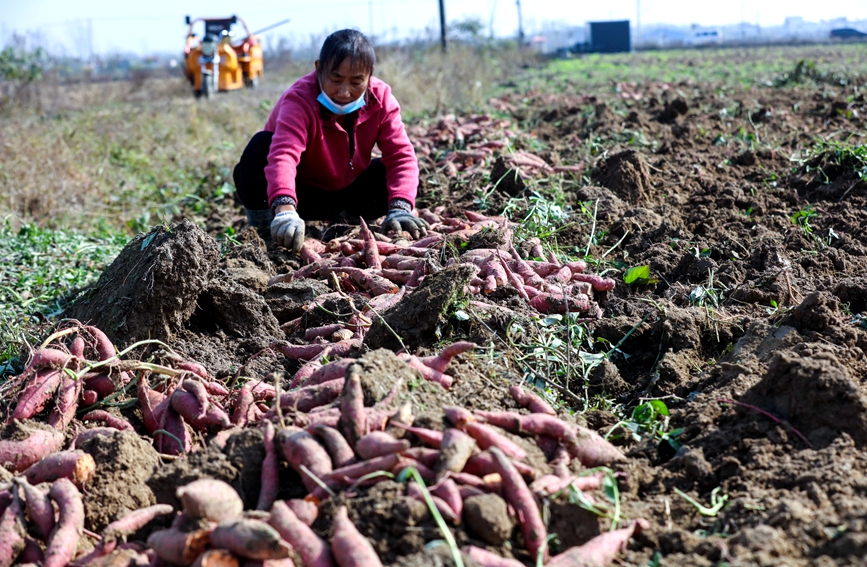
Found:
[623,265,657,285]
[647,399,670,417]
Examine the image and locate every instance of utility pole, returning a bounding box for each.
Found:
[438,0,447,51]
[516,0,524,46]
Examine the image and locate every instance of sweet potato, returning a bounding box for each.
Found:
[508,385,556,416]
[0,494,25,566]
[390,423,443,448]
[156,406,192,456]
[462,546,524,567]
[210,519,292,560]
[19,479,54,541]
[568,424,626,467]
[272,341,333,361]
[18,537,43,565]
[257,421,279,511]
[544,519,648,567]
[82,409,134,431]
[400,354,454,388]
[359,217,382,270]
[104,504,175,542]
[529,292,592,315]
[337,369,366,449]
[177,479,243,523]
[82,373,116,398]
[284,499,318,526]
[232,384,255,427]
[309,424,356,469]
[83,325,116,361]
[0,422,65,472]
[44,478,85,567]
[570,273,615,292]
[81,389,98,406]
[418,341,476,373]
[171,389,232,431]
[434,428,476,478]
[9,368,63,423]
[276,428,333,494]
[331,506,383,567]
[406,483,459,524]
[269,501,336,567]
[355,431,410,460]
[431,477,463,518]
[463,453,537,481]
[138,376,168,435]
[47,371,81,431]
[146,528,211,567]
[272,379,345,416]
[181,379,211,421]
[463,422,527,461]
[489,447,547,562]
[24,450,96,488]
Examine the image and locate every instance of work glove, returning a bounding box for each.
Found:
[381,209,430,239]
[271,210,306,253]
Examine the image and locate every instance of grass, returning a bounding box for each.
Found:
[0,219,126,374]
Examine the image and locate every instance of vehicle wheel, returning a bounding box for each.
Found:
[202,74,215,99]
[245,75,259,89]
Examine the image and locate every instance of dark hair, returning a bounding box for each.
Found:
[318,29,376,79]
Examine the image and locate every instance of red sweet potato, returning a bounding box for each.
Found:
[82,409,134,431]
[337,368,367,449]
[285,499,318,526]
[269,500,336,567]
[434,428,476,478]
[47,372,82,431]
[309,424,356,469]
[463,422,527,461]
[177,479,243,523]
[83,325,116,361]
[272,341,333,361]
[529,292,592,315]
[82,372,116,398]
[21,348,74,375]
[81,389,98,406]
[138,375,168,435]
[443,406,475,426]
[418,341,476,374]
[181,379,211,421]
[568,424,626,467]
[508,385,556,416]
[19,536,44,565]
[257,421,279,511]
[331,506,383,567]
[232,384,255,427]
[44,478,85,567]
[390,423,443,448]
[0,495,25,567]
[273,379,345,414]
[489,447,547,562]
[359,217,382,270]
[276,428,333,493]
[400,354,454,388]
[20,479,54,541]
[406,483,459,524]
[431,477,463,518]
[0,422,65,472]
[463,452,537,481]
[570,273,615,292]
[171,389,232,431]
[104,503,174,541]
[355,431,410,460]
[545,519,648,567]
[210,519,292,561]
[192,549,240,567]
[9,368,63,423]
[24,450,96,488]
[462,546,524,567]
[146,528,211,566]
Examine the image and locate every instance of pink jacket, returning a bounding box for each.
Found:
[263,71,419,208]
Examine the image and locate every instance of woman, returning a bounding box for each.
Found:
[233,29,428,252]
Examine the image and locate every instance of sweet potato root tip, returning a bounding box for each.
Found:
[257,421,279,511]
[210,519,292,561]
[24,450,96,488]
[103,504,175,542]
[331,506,383,567]
[0,423,65,473]
[284,498,318,526]
[268,501,336,567]
[146,528,212,567]
[418,341,476,373]
[176,479,244,523]
[44,478,85,567]
[488,447,547,562]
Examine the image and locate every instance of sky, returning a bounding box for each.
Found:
[2,0,867,57]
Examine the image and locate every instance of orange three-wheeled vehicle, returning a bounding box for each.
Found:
[183,15,263,98]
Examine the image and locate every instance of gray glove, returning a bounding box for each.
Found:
[381,209,429,239]
[271,210,305,253]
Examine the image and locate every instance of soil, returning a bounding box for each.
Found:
[15,54,867,566]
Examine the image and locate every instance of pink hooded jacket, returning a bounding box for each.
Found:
[263,71,419,208]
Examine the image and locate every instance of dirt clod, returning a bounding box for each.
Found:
[463,493,513,545]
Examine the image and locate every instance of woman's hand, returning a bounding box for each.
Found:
[381,209,429,239]
[271,207,306,252]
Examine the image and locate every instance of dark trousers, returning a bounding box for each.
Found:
[233,131,390,221]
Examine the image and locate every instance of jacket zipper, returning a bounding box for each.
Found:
[346,114,356,170]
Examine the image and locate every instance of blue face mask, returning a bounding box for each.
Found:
[317,89,366,115]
